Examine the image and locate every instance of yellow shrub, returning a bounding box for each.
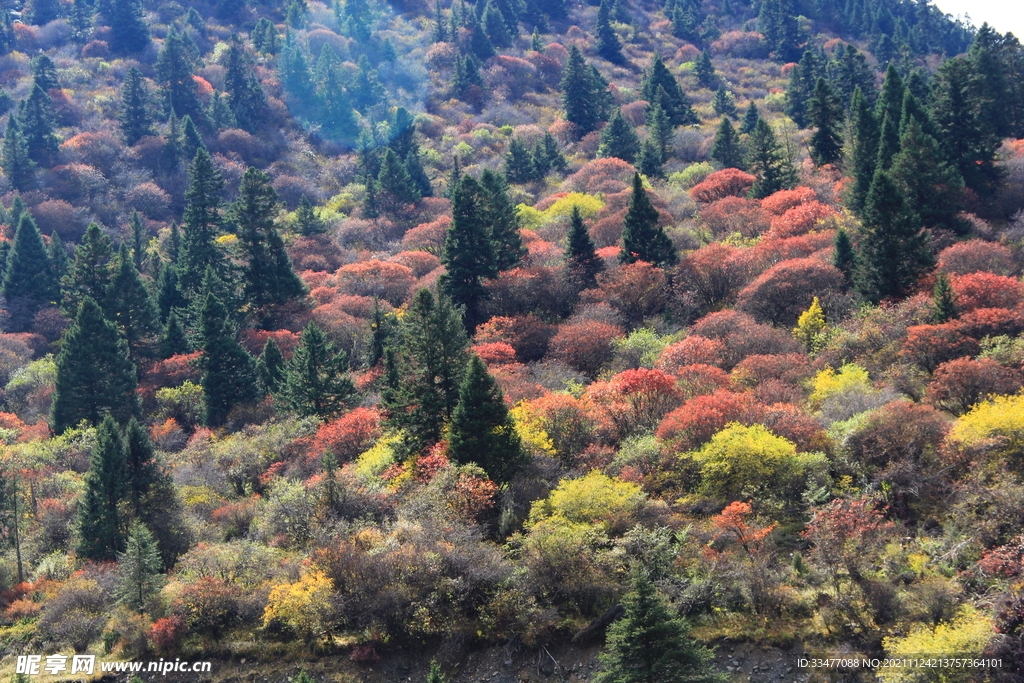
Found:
[880,605,993,683]
[352,436,399,479]
[808,363,872,408]
[542,193,604,221]
[946,393,1024,457]
[528,471,645,527]
[262,570,335,639]
[510,403,556,457]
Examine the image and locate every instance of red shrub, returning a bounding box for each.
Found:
[548,320,624,377]
[760,186,817,215]
[958,307,1024,339]
[474,315,556,362]
[389,250,441,278]
[597,261,669,327]
[926,357,1024,416]
[900,323,979,372]
[30,200,88,242]
[143,353,202,391]
[690,168,756,203]
[289,235,345,272]
[483,266,571,320]
[690,310,801,368]
[472,342,517,366]
[736,257,846,326]
[334,260,415,305]
[765,201,839,239]
[401,216,450,255]
[732,353,813,388]
[698,196,770,237]
[656,389,751,450]
[674,363,732,398]
[585,368,681,438]
[658,336,728,371]
[711,31,768,58]
[238,329,301,358]
[148,615,186,655]
[310,407,383,463]
[952,273,1024,312]
[560,157,637,194]
[937,240,1015,277]
[675,242,751,310]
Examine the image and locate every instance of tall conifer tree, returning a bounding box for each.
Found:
[746,119,796,198]
[179,149,227,296]
[280,322,356,419]
[2,214,57,331]
[620,173,676,267]
[76,416,128,561]
[198,293,259,427]
[565,205,603,290]
[441,175,498,332]
[480,170,527,272]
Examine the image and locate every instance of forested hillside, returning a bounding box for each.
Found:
[1,0,1023,680]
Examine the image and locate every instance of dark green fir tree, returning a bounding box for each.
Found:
[179,149,227,296]
[293,195,328,236]
[620,173,676,267]
[19,84,59,165]
[931,271,959,323]
[505,138,537,183]
[480,170,527,271]
[256,336,286,395]
[832,227,857,286]
[441,175,498,332]
[746,119,796,199]
[598,109,641,164]
[114,520,163,612]
[2,116,35,190]
[808,78,843,166]
[740,101,760,134]
[280,322,356,419]
[565,205,604,290]
[155,27,205,123]
[712,86,737,118]
[197,293,259,427]
[561,45,613,136]
[158,310,190,358]
[641,55,697,126]
[711,116,743,169]
[107,0,150,54]
[694,50,715,89]
[76,416,128,561]
[889,115,966,234]
[637,139,664,178]
[647,101,674,161]
[596,0,625,64]
[106,245,159,358]
[845,87,878,215]
[224,40,268,133]
[2,214,57,331]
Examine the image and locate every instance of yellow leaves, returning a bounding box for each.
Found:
[262,570,335,639]
[528,470,645,528]
[808,363,872,409]
[215,234,237,245]
[880,606,993,683]
[510,403,556,457]
[946,393,1024,456]
[793,296,828,353]
[352,435,399,479]
[542,192,604,220]
[687,422,799,501]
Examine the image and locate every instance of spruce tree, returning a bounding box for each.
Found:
[159,311,190,358]
[76,416,128,561]
[130,211,146,271]
[62,222,114,317]
[596,0,625,64]
[480,170,527,271]
[565,205,604,290]
[505,138,537,183]
[889,115,966,234]
[156,264,187,323]
[740,101,760,134]
[647,102,674,161]
[280,322,356,419]
[123,417,161,520]
[483,0,512,48]
[785,50,820,128]
[832,227,857,286]
[448,355,526,484]
[107,0,150,54]
[106,245,159,358]
[19,84,59,165]
[561,45,612,136]
[382,289,468,454]
[155,27,204,123]
[641,55,697,126]
[366,298,397,369]
[855,169,932,303]
[256,337,286,394]
[179,149,227,296]
[2,214,57,332]
[1,116,34,190]
[114,521,163,612]
[931,271,959,323]
[441,175,498,332]
[711,116,743,169]
[598,109,641,164]
[620,173,676,267]
[596,572,722,683]
[51,297,139,433]
[712,86,737,119]
[27,0,62,26]
[31,55,59,92]
[47,231,68,294]
[224,40,268,133]
[293,195,327,236]
[637,139,664,178]
[377,148,421,216]
[694,50,715,88]
[746,119,796,199]
[198,293,259,427]
[427,660,447,683]
[808,78,843,166]
[845,87,878,215]
[533,132,567,176]
[758,0,800,63]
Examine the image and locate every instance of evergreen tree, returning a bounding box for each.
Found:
[931,271,959,323]
[19,84,59,165]
[483,0,512,48]
[382,289,469,454]
[758,0,801,63]
[427,660,447,683]
[620,173,676,267]
[107,0,150,54]
[889,115,966,234]
[316,59,360,146]
[280,322,356,419]
[294,195,328,236]
[252,18,280,54]
[808,78,843,166]
[76,416,128,561]
[158,311,190,358]
[115,521,163,612]
[785,50,820,128]
[349,55,387,113]
[31,55,59,93]
[711,116,743,169]
[480,170,527,271]
[441,175,498,331]
[647,102,674,161]
[51,297,139,433]
[47,231,68,295]
[106,245,159,358]
[130,211,146,271]
[855,169,932,303]
[4,213,59,332]
[377,148,421,216]
[123,417,161,520]
[2,116,35,190]
[694,50,715,89]
[637,139,664,178]
[448,355,526,484]
[561,45,613,136]
[845,87,878,215]
[740,101,760,134]
[565,205,604,290]
[598,109,641,164]
[505,138,536,183]
[181,114,205,160]
[224,40,268,134]
[746,119,796,199]
[832,227,857,286]
[596,572,722,683]
[161,113,184,172]
[0,11,12,57]
[454,54,484,99]
[596,0,625,64]
[712,86,737,118]
[198,293,259,427]
[27,0,62,26]
[366,298,397,368]
[155,27,204,123]
[179,149,227,296]
[279,40,316,114]
[874,63,905,171]
[641,56,697,126]
[156,264,187,322]
[256,337,286,394]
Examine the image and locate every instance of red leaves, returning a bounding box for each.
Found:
[311,407,383,463]
[658,336,728,371]
[937,240,1015,277]
[926,357,1024,415]
[712,501,776,554]
[690,168,756,203]
[901,323,979,372]
[736,257,845,326]
[585,368,681,439]
[952,272,1024,312]
[548,320,623,377]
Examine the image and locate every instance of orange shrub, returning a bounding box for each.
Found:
[334,260,415,305]
[690,169,756,203]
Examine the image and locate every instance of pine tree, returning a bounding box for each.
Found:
[931,271,959,323]
[596,572,722,683]
[832,227,857,286]
[367,298,397,368]
[740,101,760,134]
[598,109,641,164]
[252,18,279,54]
[711,116,743,169]
[427,660,447,683]
[712,86,737,118]
[874,63,905,171]
[156,265,187,322]
[107,0,150,54]
[480,170,527,271]
[280,322,356,419]
[123,418,161,520]
[31,55,59,93]
[27,0,62,26]
[256,337,286,394]
[106,245,159,358]
[2,214,57,331]
[596,0,625,64]
[758,0,801,63]
[51,297,139,433]
[855,169,932,303]
[483,0,512,48]
[441,175,498,332]
[620,173,676,267]
[845,87,878,215]
[130,211,146,272]
[637,139,664,178]
[67,0,91,42]
[889,115,966,234]
[115,521,163,612]
[349,55,387,113]
[561,45,612,136]
[19,84,59,165]
[785,50,819,128]
[76,416,128,561]
[155,27,204,123]
[179,149,227,296]
[224,40,268,133]
[382,289,468,454]
[694,50,715,88]
[646,102,674,161]
[159,311,190,358]
[181,114,205,160]
[377,148,421,216]
[505,138,537,183]
[161,113,184,172]
[565,205,604,290]
[47,231,68,294]
[293,195,326,235]
[641,55,697,126]
[448,355,526,483]
[746,119,796,199]
[808,78,843,166]
[198,293,259,427]
[2,116,35,190]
